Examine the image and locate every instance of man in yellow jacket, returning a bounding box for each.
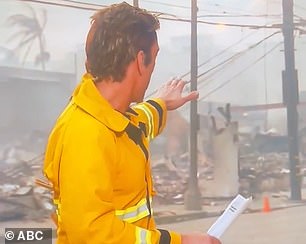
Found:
[44,2,221,244]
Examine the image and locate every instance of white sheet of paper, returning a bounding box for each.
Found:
[207,194,252,239]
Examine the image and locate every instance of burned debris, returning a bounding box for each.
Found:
[0,145,53,222]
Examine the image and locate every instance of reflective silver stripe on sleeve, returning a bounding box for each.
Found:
[115,197,152,223]
[135,227,152,244]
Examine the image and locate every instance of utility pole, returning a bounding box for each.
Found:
[133,0,139,7]
[184,0,202,210]
[282,0,301,200]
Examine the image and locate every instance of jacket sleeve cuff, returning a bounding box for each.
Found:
[169,231,181,244]
[158,229,181,244]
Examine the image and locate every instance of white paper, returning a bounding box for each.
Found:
[207,194,252,239]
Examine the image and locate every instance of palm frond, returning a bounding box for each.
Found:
[22,39,35,65]
[7,14,31,26]
[7,14,41,33]
[18,34,36,49]
[26,4,38,21]
[13,34,36,60]
[6,29,32,43]
[6,3,49,70]
[41,9,47,31]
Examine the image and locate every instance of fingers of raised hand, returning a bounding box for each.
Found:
[167,77,181,85]
[167,77,187,90]
[182,90,199,104]
[176,79,188,91]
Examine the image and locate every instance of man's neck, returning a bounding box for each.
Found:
[94,78,132,113]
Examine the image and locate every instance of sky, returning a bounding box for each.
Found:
[0,1,237,57]
[0,0,284,60]
[1,0,306,132]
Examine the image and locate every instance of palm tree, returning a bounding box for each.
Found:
[6,4,49,70]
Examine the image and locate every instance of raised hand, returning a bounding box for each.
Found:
[155,77,199,111]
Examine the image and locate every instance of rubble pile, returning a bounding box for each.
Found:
[152,156,213,204]
[152,150,306,204]
[152,161,187,205]
[0,155,53,222]
[238,152,292,196]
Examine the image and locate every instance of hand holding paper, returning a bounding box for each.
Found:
[207,194,252,239]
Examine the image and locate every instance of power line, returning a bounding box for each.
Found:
[196,31,281,84]
[198,14,282,18]
[16,0,107,10]
[159,16,283,29]
[199,42,283,101]
[197,1,246,12]
[142,0,279,18]
[15,0,285,29]
[196,52,245,90]
[179,30,258,80]
[145,31,280,99]
[294,14,306,20]
[141,0,190,9]
[63,0,106,7]
[145,31,256,99]
[194,55,246,95]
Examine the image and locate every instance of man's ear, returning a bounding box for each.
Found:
[136,50,146,76]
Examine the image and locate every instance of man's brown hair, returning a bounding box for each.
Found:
[85,2,160,81]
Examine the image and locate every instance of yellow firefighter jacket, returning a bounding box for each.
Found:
[43,73,181,244]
